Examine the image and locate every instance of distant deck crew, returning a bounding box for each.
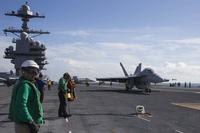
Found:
[35,73,46,103]
[58,72,71,118]
[47,79,52,90]
[67,77,76,101]
[8,60,44,133]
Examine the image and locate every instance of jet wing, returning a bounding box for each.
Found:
[96,77,128,83]
[0,78,6,81]
[0,77,18,86]
[0,78,6,85]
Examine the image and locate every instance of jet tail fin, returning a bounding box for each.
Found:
[120,62,129,77]
[134,63,142,75]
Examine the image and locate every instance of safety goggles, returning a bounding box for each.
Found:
[26,69,39,76]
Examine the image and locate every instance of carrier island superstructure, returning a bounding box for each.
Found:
[3,2,50,75]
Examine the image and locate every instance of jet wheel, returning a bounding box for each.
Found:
[126,85,130,91]
[145,88,151,93]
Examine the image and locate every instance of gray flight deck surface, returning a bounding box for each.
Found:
[0,84,200,133]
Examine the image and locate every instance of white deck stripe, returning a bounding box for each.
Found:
[65,118,72,133]
[175,129,183,133]
[137,115,150,122]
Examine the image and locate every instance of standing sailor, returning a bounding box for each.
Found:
[58,72,71,118]
[8,60,44,133]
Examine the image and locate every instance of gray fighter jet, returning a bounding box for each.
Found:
[0,71,18,86]
[96,62,169,93]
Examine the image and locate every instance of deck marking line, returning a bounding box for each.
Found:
[172,103,200,110]
[137,115,150,122]
[175,129,183,133]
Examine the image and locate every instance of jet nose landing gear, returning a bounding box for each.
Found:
[145,88,151,94]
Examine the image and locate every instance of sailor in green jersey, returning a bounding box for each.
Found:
[8,60,43,133]
[58,72,71,118]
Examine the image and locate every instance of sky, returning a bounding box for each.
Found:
[1,0,200,83]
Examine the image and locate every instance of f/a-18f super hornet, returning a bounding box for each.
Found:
[96,62,169,93]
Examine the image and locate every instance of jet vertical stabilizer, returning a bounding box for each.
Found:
[134,63,142,75]
[120,62,128,77]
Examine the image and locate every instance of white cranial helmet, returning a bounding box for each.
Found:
[21,60,39,69]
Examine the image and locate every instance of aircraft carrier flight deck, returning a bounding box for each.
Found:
[0,84,200,133]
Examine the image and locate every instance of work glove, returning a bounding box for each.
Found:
[27,121,40,133]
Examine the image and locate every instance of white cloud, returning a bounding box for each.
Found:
[161,62,200,82]
[41,37,200,83]
[168,38,200,45]
[165,62,188,69]
[99,42,146,51]
[68,58,95,70]
[56,30,90,37]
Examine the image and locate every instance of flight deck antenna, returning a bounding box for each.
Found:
[3,2,50,75]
